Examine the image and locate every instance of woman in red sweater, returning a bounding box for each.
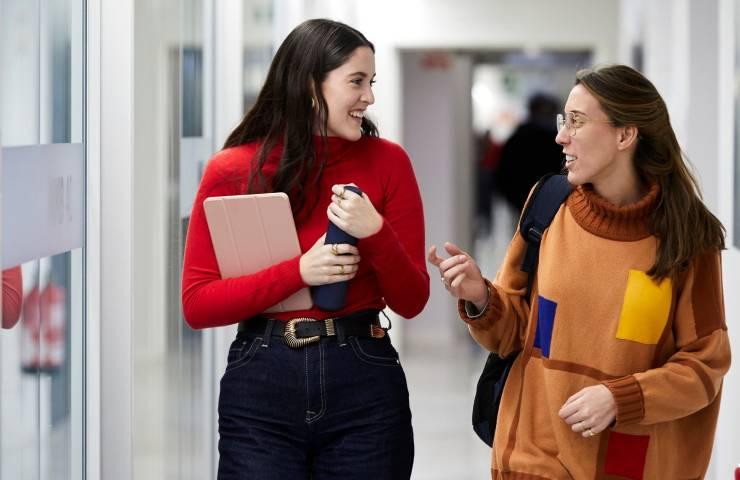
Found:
[182,19,429,479]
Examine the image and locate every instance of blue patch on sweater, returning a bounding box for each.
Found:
[534,296,557,358]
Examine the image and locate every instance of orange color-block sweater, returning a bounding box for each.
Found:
[459,184,731,479]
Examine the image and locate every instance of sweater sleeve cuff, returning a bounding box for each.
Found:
[602,375,645,425]
[457,279,501,329]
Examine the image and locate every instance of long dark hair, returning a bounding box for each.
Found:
[575,65,725,280]
[223,19,378,222]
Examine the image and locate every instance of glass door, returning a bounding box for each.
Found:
[0,0,85,478]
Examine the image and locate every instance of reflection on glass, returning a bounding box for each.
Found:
[1,260,38,478]
[1,254,79,479]
[735,2,740,248]
[183,48,204,137]
[19,257,69,375]
[1,0,40,146]
[1,0,84,477]
[45,0,73,143]
[2,266,24,330]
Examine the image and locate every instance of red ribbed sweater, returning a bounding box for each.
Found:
[182,136,429,328]
[461,184,731,479]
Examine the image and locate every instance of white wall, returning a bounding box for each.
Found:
[400,51,473,346]
[635,1,739,474]
[710,0,740,476]
[275,0,619,142]
[95,0,135,477]
[353,0,619,143]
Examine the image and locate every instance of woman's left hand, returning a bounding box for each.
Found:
[558,384,617,438]
[327,184,383,239]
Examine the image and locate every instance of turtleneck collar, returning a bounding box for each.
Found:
[312,135,355,160]
[566,182,660,241]
[262,135,358,167]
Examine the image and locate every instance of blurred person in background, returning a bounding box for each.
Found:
[474,128,503,236]
[429,64,729,479]
[495,92,563,215]
[182,19,429,480]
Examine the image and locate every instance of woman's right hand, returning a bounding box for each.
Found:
[427,242,488,310]
[299,234,361,286]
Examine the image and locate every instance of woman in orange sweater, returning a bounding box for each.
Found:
[430,65,730,479]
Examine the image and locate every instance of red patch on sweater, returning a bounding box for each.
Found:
[604,431,650,479]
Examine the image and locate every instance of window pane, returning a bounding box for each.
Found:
[1,0,85,478]
[1,0,40,146]
[735,2,740,248]
[1,251,83,480]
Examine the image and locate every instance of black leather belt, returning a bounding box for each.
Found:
[237,310,385,348]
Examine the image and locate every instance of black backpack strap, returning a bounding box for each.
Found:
[518,174,572,301]
[471,173,572,448]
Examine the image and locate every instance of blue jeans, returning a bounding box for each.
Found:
[217,327,414,479]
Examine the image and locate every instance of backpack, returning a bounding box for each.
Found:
[471,173,572,447]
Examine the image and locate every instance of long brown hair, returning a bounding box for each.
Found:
[575,65,725,281]
[223,19,378,222]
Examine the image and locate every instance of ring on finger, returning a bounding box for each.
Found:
[331,243,339,256]
[584,428,595,437]
[339,264,345,275]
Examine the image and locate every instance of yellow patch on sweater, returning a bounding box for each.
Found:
[616,270,672,344]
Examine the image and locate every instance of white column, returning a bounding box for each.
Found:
[617,0,645,65]
[85,0,102,476]
[685,0,721,212]
[89,0,135,477]
[641,0,740,476]
[400,51,473,349]
[213,0,243,147]
[642,0,690,146]
[710,1,740,477]
[272,0,305,47]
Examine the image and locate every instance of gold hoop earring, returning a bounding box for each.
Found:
[311,97,316,109]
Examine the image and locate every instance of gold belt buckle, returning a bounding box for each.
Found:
[284,317,328,348]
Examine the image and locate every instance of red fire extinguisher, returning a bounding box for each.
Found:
[21,281,66,373]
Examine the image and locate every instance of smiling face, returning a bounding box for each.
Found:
[319,46,376,141]
[556,84,623,188]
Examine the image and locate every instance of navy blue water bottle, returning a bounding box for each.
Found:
[312,185,362,311]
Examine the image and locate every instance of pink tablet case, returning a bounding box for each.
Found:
[203,193,312,313]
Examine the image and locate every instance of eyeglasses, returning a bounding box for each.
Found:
[556,112,614,137]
